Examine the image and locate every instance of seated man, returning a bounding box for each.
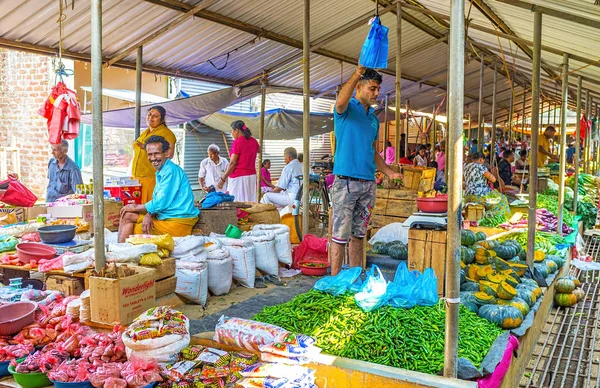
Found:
[260,147,303,209]
[118,135,199,242]
[496,150,519,195]
[198,144,229,193]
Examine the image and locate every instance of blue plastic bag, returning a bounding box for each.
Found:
[358,16,389,69]
[388,262,418,308]
[413,268,439,307]
[314,267,362,296]
[354,265,389,312]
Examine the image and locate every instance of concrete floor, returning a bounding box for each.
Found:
[180,274,319,334]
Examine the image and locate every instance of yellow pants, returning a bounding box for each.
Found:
[133,215,198,237]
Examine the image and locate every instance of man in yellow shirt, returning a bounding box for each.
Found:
[538,126,559,167]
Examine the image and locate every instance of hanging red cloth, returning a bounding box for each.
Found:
[580,114,591,140]
[38,82,81,144]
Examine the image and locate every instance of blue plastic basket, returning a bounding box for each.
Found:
[50,380,93,388]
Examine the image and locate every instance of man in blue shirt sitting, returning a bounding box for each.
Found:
[260,147,303,209]
[118,135,199,242]
[330,65,402,275]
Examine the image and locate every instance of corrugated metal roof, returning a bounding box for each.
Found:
[1,0,599,125]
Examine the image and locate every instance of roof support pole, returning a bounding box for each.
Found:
[444,0,464,378]
[383,95,389,160]
[91,0,105,271]
[596,103,600,177]
[257,76,267,199]
[491,64,497,163]
[508,91,513,145]
[558,54,569,233]
[573,75,582,214]
[586,90,591,174]
[302,0,310,237]
[522,91,526,134]
[134,46,143,140]
[395,1,402,162]
[527,11,542,270]
[477,60,484,151]
[432,104,437,149]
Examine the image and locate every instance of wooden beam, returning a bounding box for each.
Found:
[105,0,218,67]
[495,0,600,30]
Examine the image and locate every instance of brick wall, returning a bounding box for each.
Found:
[0,49,53,198]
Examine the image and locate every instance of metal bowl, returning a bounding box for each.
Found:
[36,225,77,244]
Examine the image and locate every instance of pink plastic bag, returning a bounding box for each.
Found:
[478,334,519,388]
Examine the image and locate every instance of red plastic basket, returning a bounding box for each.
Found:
[299,260,329,276]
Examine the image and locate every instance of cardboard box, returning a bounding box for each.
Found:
[90,266,156,325]
[24,205,48,221]
[46,275,85,296]
[155,276,177,298]
[46,200,123,231]
[106,185,142,205]
[0,206,24,225]
[465,204,485,222]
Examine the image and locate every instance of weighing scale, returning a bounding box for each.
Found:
[42,239,92,255]
[403,212,448,230]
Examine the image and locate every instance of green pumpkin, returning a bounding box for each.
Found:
[461,282,481,292]
[479,281,499,297]
[475,231,487,242]
[544,260,558,274]
[521,279,538,287]
[495,244,516,260]
[517,288,537,307]
[555,278,576,293]
[518,250,527,260]
[498,297,530,316]
[461,230,478,246]
[474,291,497,304]
[504,240,522,251]
[494,258,511,271]
[534,263,550,279]
[565,276,581,288]
[371,241,386,254]
[478,305,523,329]
[461,246,475,264]
[554,292,578,307]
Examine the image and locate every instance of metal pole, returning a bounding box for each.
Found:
[405,103,410,157]
[444,0,464,378]
[527,11,542,270]
[596,103,600,176]
[91,0,105,271]
[491,64,497,162]
[302,0,310,237]
[477,59,484,151]
[573,76,582,214]
[384,95,389,161]
[585,90,591,174]
[395,2,402,162]
[134,46,143,140]
[522,91,526,141]
[432,104,437,149]
[468,113,472,143]
[257,77,267,197]
[508,91,513,147]
[557,54,569,233]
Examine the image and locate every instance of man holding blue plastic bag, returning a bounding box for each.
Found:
[330,65,402,275]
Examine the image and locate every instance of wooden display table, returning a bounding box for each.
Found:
[371,188,418,236]
[407,228,447,295]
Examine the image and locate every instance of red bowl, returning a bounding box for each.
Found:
[0,301,37,336]
[416,195,448,213]
[16,243,57,264]
[299,261,329,276]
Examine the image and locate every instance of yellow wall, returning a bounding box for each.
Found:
[73,61,169,112]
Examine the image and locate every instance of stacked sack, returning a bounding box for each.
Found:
[241,231,279,276]
[123,306,190,365]
[211,234,256,289]
[126,234,175,265]
[172,236,209,306]
[205,238,233,296]
[252,224,293,266]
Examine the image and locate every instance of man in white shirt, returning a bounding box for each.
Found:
[198,144,229,192]
[261,147,303,209]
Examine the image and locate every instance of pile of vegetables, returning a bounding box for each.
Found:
[536,194,574,227]
[497,231,565,256]
[535,209,574,235]
[478,211,507,228]
[553,276,585,308]
[253,290,503,375]
[459,230,565,330]
[566,173,599,228]
[370,240,408,261]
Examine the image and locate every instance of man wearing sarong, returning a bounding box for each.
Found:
[118,135,199,242]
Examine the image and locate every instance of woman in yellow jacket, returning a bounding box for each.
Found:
[131,106,176,203]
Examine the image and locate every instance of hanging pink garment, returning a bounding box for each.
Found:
[38,82,81,144]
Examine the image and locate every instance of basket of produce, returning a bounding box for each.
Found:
[8,362,51,388]
[37,225,77,244]
[0,301,37,336]
[16,243,56,263]
[50,380,93,388]
[416,194,448,213]
[299,260,329,276]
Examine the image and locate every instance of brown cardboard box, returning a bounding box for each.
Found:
[46,275,85,296]
[0,207,24,225]
[24,205,48,221]
[46,200,123,231]
[90,266,156,325]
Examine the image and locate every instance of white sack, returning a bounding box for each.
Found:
[206,248,233,296]
[175,262,209,306]
[126,334,190,365]
[106,243,157,263]
[242,231,278,276]
[251,224,292,265]
[368,222,409,246]
[172,235,205,258]
[215,236,256,288]
[63,249,94,274]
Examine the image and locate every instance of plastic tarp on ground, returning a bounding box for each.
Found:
[201,108,333,140]
[81,85,285,128]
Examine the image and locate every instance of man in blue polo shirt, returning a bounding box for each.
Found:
[330,65,403,275]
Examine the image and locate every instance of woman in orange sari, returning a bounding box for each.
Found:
[131,106,176,204]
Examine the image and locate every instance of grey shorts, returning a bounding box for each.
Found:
[331,177,376,244]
